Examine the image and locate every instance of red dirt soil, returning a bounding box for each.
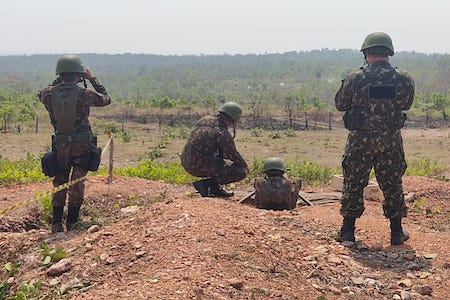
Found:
[0,175,449,299]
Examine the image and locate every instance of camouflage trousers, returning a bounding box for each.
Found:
[340,130,407,219]
[182,157,246,185]
[52,165,88,208]
[52,142,91,208]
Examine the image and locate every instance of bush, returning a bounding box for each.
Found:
[115,160,196,184]
[287,160,337,187]
[268,131,282,139]
[406,157,447,179]
[250,127,264,137]
[244,157,337,187]
[121,130,131,143]
[0,153,47,185]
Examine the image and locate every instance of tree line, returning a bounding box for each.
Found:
[0,50,449,131]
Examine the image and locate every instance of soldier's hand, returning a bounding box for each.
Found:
[245,166,250,175]
[83,67,94,80]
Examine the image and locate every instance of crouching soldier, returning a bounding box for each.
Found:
[181,102,250,197]
[254,157,302,210]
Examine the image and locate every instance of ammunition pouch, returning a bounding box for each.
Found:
[343,107,364,130]
[41,151,58,177]
[78,137,101,171]
[343,107,406,130]
[392,110,407,129]
[88,147,102,171]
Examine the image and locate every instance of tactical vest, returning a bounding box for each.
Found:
[51,83,80,134]
[343,67,406,131]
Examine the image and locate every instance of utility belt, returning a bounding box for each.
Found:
[41,133,101,177]
[343,107,406,130]
[54,132,95,144]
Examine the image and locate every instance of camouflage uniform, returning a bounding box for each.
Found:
[181,115,248,184]
[335,60,414,219]
[254,176,301,210]
[39,77,111,208]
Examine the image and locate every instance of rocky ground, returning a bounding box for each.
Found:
[0,175,449,300]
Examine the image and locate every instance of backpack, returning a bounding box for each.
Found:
[51,83,80,133]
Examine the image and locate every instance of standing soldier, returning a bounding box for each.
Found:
[254,157,301,210]
[335,32,415,245]
[181,102,250,197]
[39,55,111,233]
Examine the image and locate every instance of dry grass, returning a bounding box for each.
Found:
[2,120,450,178]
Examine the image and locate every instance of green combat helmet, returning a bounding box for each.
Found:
[218,102,243,121]
[360,32,394,56]
[55,55,85,75]
[263,157,286,173]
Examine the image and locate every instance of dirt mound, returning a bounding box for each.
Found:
[0,175,449,299]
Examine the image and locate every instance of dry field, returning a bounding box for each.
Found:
[1,119,450,299]
[1,121,450,177]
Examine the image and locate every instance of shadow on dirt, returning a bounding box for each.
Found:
[348,243,432,273]
[0,208,44,232]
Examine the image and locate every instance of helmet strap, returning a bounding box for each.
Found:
[232,121,236,138]
[363,50,369,65]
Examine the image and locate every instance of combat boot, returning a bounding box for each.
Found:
[66,206,81,231]
[192,178,215,197]
[51,206,64,233]
[339,217,356,242]
[390,217,410,245]
[209,180,234,198]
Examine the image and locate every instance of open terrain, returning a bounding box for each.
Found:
[1,125,450,299]
[0,174,449,299]
[2,123,450,172]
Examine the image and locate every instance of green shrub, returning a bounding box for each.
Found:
[406,157,447,179]
[177,125,190,139]
[284,128,296,137]
[40,193,52,226]
[103,123,121,134]
[3,262,20,277]
[243,158,265,183]
[0,281,8,300]
[250,127,264,137]
[7,280,41,300]
[244,157,337,187]
[0,153,47,185]
[411,197,427,214]
[268,131,282,139]
[161,126,177,140]
[115,160,196,184]
[121,130,131,143]
[39,243,66,266]
[148,146,164,160]
[287,160,337,187]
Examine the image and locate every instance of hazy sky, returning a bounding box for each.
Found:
[2,0,449,55]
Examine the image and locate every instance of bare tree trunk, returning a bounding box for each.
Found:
[328,112,332,130]
[35,114,39,133]
[304,111,308,130]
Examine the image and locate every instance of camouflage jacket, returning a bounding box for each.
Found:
[38,77,111,135]
[335,61,414,131]
[254,176,301,210]
[181,115,247,169]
